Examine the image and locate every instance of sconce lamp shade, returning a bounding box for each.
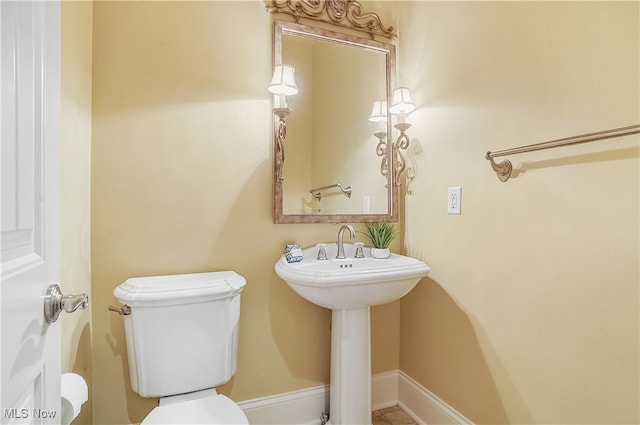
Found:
[389,87,415,115]
[368,100,388,122]
[269,64,298,96]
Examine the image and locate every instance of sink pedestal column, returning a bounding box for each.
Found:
[329,307,371,425]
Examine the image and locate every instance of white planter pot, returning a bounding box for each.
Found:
[371,248,390,259]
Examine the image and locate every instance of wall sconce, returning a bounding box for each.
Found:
[369,87,415,186]
[369,100,390,181]
[269,64,298,182]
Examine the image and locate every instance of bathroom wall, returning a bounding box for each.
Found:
[392,2,639,423]
[90,1,399,423]
[77,1,638,423]
[60,2,93,424]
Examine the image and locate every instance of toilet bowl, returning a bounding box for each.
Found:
[141,389,247,425]
[113,271,248,424]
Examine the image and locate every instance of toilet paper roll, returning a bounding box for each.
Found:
[61,373,88,425]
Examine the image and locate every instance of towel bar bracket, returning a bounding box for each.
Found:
[485,152,513,182]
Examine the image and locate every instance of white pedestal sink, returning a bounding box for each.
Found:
[275,243,430,425]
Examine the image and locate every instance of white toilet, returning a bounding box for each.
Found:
[113,271,249,424]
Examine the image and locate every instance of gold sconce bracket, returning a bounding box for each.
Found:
[394,122,411,146]
[274,108,292,182]
[374,133,389,183]
[371,87,415,187]
[274,107,293,118]
[375,125,412,187]
[391,123,411,186]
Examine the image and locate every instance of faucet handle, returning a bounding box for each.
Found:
[354,242,365,258]
[316,244,328,260]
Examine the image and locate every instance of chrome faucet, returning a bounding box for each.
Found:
[336,224,356,259]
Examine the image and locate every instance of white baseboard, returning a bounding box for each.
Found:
[397,371,473,425]
[371,370,399,410]
[237,370,472,425]
[238,384,328,425]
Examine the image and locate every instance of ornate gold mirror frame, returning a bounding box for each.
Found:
[266,0,398,224]
[266,0,394,39]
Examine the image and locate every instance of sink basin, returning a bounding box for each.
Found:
[275,242,430,425]
[275,243,430,310]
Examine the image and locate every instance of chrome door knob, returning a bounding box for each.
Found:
[44,284,89,323]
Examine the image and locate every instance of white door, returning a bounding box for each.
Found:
[1,1,61,424]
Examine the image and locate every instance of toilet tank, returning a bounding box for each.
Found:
[114,271,246,398]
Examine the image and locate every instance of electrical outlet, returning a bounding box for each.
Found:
[448,187,461,214]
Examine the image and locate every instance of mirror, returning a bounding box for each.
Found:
[272,19,397,223]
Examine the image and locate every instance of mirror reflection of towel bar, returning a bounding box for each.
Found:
[310,182,352,201]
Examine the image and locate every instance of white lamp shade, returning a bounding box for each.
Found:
[389,87,415,115]
[269,64,298,96]
[368,100,388,122]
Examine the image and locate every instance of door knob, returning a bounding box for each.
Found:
[44,284,89,323]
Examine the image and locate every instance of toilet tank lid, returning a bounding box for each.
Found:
[114,271,246,306]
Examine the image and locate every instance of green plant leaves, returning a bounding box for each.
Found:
[360,220,399,249]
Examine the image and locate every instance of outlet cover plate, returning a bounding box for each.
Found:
[448,186,461,214]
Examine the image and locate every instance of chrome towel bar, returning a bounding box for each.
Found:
[310,182,352,200]
[486,124,640,182]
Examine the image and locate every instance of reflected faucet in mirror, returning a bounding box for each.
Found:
[269,64,298,182]
[369,87,416,186]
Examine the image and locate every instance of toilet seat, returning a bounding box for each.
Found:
[141,391,248,425]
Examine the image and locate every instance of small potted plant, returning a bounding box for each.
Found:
[360,220,399,259]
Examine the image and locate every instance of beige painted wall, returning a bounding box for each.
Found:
[394,2,639,423]
[90,1,399,423]
[67,1,638,424]
[60,1,93,424]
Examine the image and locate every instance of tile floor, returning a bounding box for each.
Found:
[372,406,417,425]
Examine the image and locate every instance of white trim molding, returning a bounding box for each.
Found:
[397,371,473,425]
[238,384,329,425]
[372,370,399,410]
[237,370,473,425]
